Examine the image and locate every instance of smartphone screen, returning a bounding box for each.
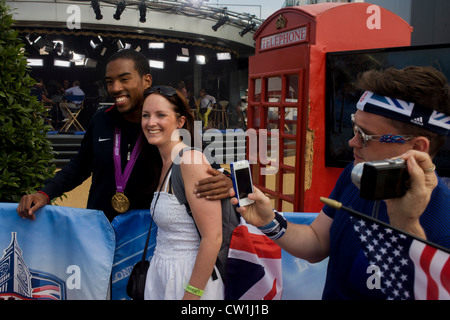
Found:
[235,167,253,199]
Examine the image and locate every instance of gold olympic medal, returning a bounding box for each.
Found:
[111,192,130,213]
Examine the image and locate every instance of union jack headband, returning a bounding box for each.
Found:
[357,91,450,136]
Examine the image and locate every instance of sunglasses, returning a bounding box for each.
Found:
[351,114,416,148]
[144,86,178,97]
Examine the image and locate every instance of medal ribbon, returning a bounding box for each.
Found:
[113,127,143,194]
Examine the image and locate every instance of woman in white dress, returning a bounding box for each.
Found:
[141,86,224,300]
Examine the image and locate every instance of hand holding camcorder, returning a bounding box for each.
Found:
[351,158,410,201]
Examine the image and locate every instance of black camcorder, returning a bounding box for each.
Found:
[351,159,410,201]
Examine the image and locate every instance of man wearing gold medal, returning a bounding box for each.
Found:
[17,49,232,222]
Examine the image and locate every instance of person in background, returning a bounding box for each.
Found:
[177,80,188,100]
[230,66,450,300]
[187,89,197,111]
[198,88,215,128]
[30,78,53,104]
[59,80,85,121]
[17,49,232,222]
[63,79,70,92]
[141,86,223,300]
[30,78,58,124]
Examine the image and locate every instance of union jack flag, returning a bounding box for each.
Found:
[31,273,66,300]
[429,110,450,131]
[225,218,282,300]
[350,214,450,300]
[358,91,415,117]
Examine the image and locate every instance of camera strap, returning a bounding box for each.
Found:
[371,200,381,220]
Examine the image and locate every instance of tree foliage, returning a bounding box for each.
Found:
[0,0,56,202]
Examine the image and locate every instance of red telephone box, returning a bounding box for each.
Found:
[248,3,412,213]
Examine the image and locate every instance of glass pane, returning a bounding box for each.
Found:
[282,200,294,213]
[264,169,278,193]
[283,139,296,166]
[251,106,261,129]
[258,130,279,177]
[284,107,297,135]
[285,74,299,102]
[267,76,282,102]
[253,78,261,102]
[267,107,279,130]
[282,169,295,197]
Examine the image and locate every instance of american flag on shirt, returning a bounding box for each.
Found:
[350,215,450,300]
[225,218,282,300]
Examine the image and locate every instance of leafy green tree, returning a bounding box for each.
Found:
[0,0,56,202]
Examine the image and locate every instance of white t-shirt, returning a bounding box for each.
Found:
[65,86,85,104]
[200,95,216,109]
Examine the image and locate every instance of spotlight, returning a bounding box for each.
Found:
[212,15,229,31]
[239,22,256,37]
[25,33,39,45]
[53,41,64,55]
[216,52,231,60]
[176,56,190,62]
[61,49,74,61]
[91,0,103,20]
[54,59,71,68]
[85,58,98,68]
[113,0,126,20]
[33,36,54,54]
[90,35,103,49]
[139,1,146,23]
[195,55,206,65]
[149,60,165,70]
[27,59,44,67]
[116,39,124,50]
[149,42,165,49]
[71,52,85,65]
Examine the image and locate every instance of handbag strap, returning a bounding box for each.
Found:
[141,162,174,261]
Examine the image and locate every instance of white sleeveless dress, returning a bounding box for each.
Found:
[144,170,224,300]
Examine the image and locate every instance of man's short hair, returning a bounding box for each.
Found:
[107,49,151,77]
[357,66,450,156]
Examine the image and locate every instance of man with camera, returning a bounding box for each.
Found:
[230,66,450,299]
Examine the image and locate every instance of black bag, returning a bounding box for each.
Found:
[126,259,150,300]
[126,164,173,300]
[126,205,154,300]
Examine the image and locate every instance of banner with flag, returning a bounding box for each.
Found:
[281,212,328,300]
[350,213,450,300]
[0,204,329,300]
[225,217,283,300]
[0,203,115,300]
[110,209,157,300]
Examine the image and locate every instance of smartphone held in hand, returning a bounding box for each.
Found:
[230,160,255,207]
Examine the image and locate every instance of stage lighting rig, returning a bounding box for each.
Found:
[239,21,256,37]
[139,0,147,23]
[91,0,103,20]
[212,9,229,31]
[113,0,126,20]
